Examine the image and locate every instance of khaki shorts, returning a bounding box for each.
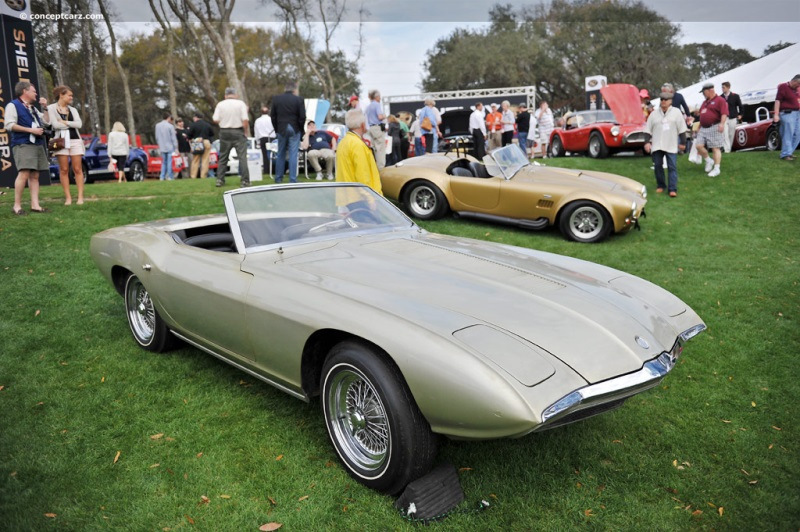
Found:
[52,138,86,157]
[12,144,50,171]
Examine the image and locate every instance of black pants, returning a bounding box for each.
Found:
[259,137,273,172]
[472,129,486,160]
[423,133,434,153]
[501,131,513,146]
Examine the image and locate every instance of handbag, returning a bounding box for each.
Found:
[191,138,205,155]
[48,136,66,151]
[420,116,432,131]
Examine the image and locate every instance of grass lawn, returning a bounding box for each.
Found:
[1,152,798,530]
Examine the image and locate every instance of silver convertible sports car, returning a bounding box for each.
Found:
[90,183,705,495]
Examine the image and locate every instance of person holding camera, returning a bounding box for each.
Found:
[6,81,49,215]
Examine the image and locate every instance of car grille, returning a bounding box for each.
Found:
[624,131,647,144]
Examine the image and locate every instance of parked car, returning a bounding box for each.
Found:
[142,145,186,177]
[48,136,147,183]
[90,182,705,494]
[211,138,261,175]
[380,144,647,243]
[732,119,782,151]
[550,84,648,158]
[437,109,475,156]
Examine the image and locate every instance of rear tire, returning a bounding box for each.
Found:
[129,160,145,182]
[550,135,565,157]
[403,181,449,220]
[124,273,177,352]
[766,127,780,151]
[322,341,437,495]
[559,200,612,243]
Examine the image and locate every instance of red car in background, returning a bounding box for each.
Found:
[142,145,186,177]
[550,84,648,158]
[733,119,781,152]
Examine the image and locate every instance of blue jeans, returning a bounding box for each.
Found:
[275,125,301,183]
[160,151,173,180]
[779,110,800,159]
[652,151,678,192]
[414,137,424,157]
[517,132,528,157]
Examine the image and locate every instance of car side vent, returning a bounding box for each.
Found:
[537,200,554,209]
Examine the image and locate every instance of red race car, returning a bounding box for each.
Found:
[550,84,648,159]
[142,145,186,177]
[732,119,781,152]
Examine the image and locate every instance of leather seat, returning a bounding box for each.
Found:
[469,161,491,178]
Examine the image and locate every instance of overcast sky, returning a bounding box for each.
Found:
[105,0,800,98]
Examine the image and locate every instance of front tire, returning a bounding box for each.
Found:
[588,132,609,158]
[550,135,565,157]
[559,200,612,243]
[124,273,176,352]
[765,127,780,151]
[403,181,449,220]
[128,160,145,182]
[322,341,437,495]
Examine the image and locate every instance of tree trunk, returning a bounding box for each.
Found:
[97,0,138,147]
[82,19,101,137]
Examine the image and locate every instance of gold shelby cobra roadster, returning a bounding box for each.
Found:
[380,145,647,243]
[91,183,703,494]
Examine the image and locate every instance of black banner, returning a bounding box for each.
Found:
[1,2,47,187]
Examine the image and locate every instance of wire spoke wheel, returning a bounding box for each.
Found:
[126,276,155,344]
[327,366,390,472]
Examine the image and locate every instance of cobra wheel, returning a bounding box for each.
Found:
[550,135,565,157]
[129,160,145,182]
[402,181,449,220]
[559,200,612,243]
[124,273,176,352]
[322,340,437,495]
[766,127,780,151]
[588,132,609,158]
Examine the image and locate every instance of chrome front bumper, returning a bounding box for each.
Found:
[536,324,706,431]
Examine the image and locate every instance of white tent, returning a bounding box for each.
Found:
[674,43,800,110]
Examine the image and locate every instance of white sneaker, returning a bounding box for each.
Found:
[708,166,720,177]
[327,174,334,181]
[704,158,714,173]
[315,175,322,181]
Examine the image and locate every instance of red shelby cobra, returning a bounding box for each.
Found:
[550,84,648,159]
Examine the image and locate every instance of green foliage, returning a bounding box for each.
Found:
[1,150,798,529]
[680,42,756,82]
[762,40,795,57]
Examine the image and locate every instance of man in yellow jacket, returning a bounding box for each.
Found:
[335,109,383,209]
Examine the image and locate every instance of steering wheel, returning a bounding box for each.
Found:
[307,208,380,235]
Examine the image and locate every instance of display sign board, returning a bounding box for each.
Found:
[1,0,47,187]
[585,75,607,111]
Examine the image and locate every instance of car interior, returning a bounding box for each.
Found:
[446,161,493,179]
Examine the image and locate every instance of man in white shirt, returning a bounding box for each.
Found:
[469,103,487,160]
[644,91,688,197]
[213,87,251,187]
[253,106,275,174]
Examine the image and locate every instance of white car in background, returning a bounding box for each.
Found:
[212,138,262,175]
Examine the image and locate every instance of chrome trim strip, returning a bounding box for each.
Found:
[170,331,308,401]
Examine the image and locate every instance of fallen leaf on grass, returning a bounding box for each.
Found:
[45,513,57,518]
[692,510,703,516]
[0,386,4,392]
[458,467,473,472]
[150,433,164,440]
[259,523,282,531]
[298,495,309,502]
[219,494,231,499]
[275,454,283,461]
[149,463,160,468]
[749,480,758,485]
[34,309,40,317]
[268,497,277,506]
[772,426,782,431]
[612,439,623,444]
[722,419,731,423]
[584,509,594,517]
[101,376,105,383]
[199,495,210,505]
[718,507,724,516]
[196,452,203,458]
[185,515,194,525]
[707,502,717,508]
[751,401,757,407]
[113,451,121,464]
[741,469,749,476]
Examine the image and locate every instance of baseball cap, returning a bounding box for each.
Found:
[700,82,714,92]
[639,89,649,98]
[348,95,359,103]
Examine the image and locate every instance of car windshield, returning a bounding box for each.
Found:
[485,145,530,179]
[224,183,415,252]
[596,110,617,123]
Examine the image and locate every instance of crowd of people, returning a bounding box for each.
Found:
[5,73,798,215]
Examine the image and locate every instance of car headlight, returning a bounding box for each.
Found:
[610,126,620,136]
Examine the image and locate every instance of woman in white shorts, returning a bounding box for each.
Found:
[47,85,85,205]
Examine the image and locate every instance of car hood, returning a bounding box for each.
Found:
[252,232,700,385]
[513,165,645,196]
[600,84,645,126]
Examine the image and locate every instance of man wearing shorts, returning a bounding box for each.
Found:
[5,81,49,215]
[693,82,728,177]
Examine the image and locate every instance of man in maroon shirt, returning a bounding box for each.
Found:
[693,82,728,177]
[773,75,800,161]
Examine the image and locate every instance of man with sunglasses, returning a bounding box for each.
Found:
[644,91,688,197]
